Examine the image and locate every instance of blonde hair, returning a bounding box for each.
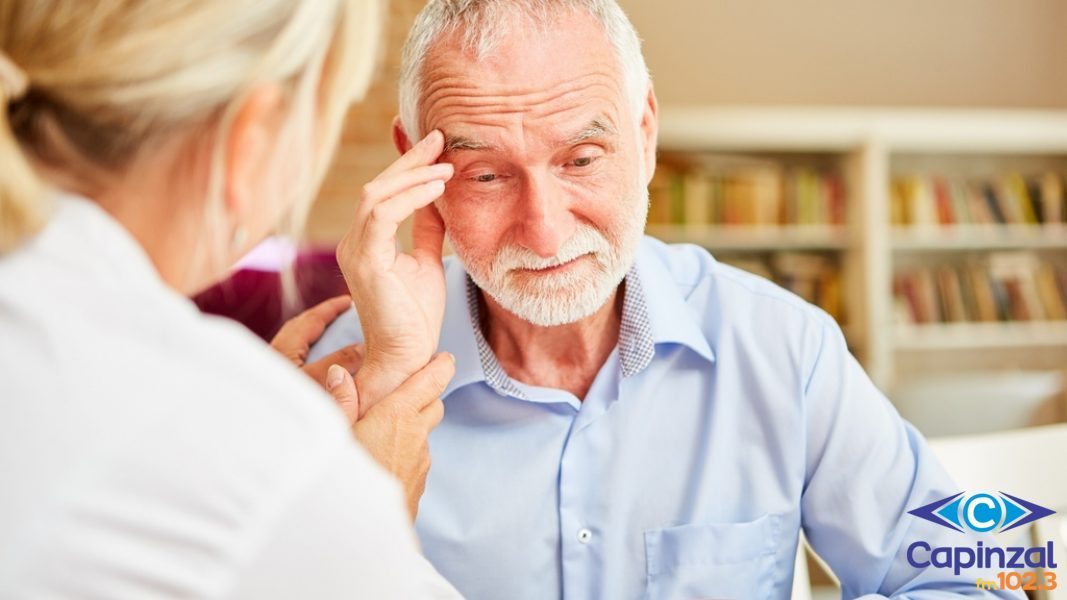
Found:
[0,0,381,257]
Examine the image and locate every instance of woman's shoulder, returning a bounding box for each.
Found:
[152,305,353,444]
[4,281,361,473]
[0,296,390,596]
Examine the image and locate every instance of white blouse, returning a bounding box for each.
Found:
[0,195,459,599]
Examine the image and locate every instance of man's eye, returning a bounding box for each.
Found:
[570,156,596,167]
[473,173,497,183]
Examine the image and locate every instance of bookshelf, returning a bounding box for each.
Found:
[654,107,1067,396]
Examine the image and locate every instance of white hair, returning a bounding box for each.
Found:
[397,0,650,140]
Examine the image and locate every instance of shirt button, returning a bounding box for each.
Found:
[577,528,593,544]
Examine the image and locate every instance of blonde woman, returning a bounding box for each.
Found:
[0,1,460,598]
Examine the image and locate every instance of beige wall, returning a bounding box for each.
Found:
[622,0,1067,108]
[307,0,424,244]
[306,0,1067,242]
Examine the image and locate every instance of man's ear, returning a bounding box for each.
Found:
[639,84,659,186]
[392,116,414,155]
[224,84,283,219]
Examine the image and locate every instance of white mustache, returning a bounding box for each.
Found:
[493,226,611,272]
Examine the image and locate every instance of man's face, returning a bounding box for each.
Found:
[418,11,656,326]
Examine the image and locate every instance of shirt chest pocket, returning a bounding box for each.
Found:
[643,513,782,600]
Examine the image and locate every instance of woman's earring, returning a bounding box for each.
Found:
[231,226,247,252]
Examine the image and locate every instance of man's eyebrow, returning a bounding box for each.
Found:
[441,120,617,153]
[442,135,497,153]
[564,119,618,146]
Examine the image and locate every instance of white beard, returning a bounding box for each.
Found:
[451,183,649,327]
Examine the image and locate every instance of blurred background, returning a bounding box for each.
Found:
[200,0,1067,440]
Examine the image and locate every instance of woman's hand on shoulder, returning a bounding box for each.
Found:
[270,295,365,414]
[271,295,456,520]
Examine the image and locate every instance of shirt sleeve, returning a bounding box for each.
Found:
[799,319,1025,599]
[227,443,461,600]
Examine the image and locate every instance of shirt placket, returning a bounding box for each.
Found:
[465,268,656,598]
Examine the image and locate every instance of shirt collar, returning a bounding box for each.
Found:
[465,281,533,400]
[631,237,715,364]
[437,237,715,400]
[437,259,495,399]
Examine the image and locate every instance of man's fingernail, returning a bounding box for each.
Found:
[326,364,346,389]
[444,352,455,364]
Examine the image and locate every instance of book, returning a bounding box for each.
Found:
[967,263,999,322]
[1041,172,1064,225]
[683,171,711,227]
[1035,264,1067,321]
[988,252,1045,320]
[937,266,968,322]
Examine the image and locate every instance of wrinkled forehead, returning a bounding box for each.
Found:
[416,12,630,144]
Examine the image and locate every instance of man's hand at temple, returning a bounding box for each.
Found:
[336,129,453,411]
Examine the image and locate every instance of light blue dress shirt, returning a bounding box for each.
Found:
[310,236,1023,599]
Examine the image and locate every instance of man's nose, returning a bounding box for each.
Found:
[515,171,576,258]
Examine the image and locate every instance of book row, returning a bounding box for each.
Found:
[649,164,846,227]
[893,252,1067,324]
[891,173,1065,227]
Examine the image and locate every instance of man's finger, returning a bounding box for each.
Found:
[411,203,447,265]
[326,364,359,424]
[357,180,446,259]
[359,163,452,216]
[382,352,456,412]
[377,129,446,179]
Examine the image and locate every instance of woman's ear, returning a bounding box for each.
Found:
[392,116,414,155]
[224,84,284,220]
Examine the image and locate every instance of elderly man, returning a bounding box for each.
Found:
[312,1,1024,598]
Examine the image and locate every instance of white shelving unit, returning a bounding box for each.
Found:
[894,321,1067,351]
[892,225,1067,251]
[645,224,849,251]
[655,106,1067,392]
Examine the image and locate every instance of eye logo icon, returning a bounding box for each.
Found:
[908,491,1055,534]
